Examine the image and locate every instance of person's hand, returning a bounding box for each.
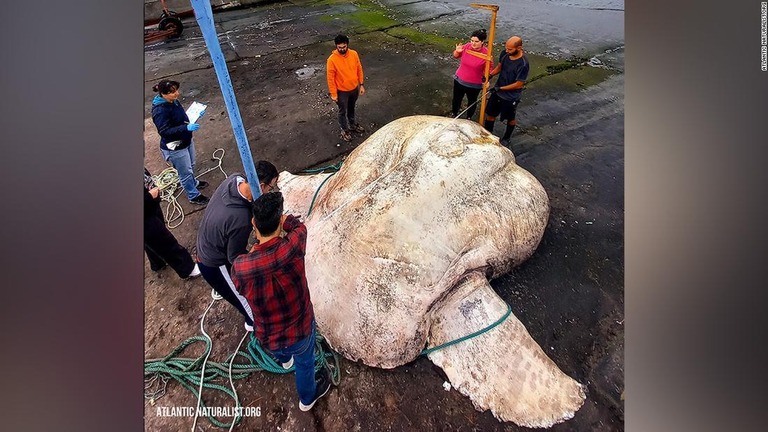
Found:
[455,43,464,53]
[279,214,289,235]
[331,94,338,102]
[149,187,160,199]
[359,84,365,96]
[186,123,200,131]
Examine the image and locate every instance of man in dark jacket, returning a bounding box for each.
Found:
[151,79,209,205]
[144,168,201,278]
[485,36,530,148]
[196,161,279,330]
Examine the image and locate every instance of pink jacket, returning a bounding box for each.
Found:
[454,43,492,85]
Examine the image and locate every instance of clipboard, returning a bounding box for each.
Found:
[185,101,208,124]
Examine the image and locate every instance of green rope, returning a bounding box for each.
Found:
[299,161,344,218]
[144,336,243,428]
[306,172,337,217]
[420,302,513,356]
[300,161,343,174]
[144,333,341,429]
[244,333,342,385]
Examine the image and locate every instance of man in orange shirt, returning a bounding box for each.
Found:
[326,34,366,142]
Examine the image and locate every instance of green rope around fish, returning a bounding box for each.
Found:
[300,160,343,174]
[420,303,513,356]
[300,161,344,217]
[144,333,340,429]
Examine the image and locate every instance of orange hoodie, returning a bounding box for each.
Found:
[326,48,364,98]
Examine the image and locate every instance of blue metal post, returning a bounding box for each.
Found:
[189,0,261,199]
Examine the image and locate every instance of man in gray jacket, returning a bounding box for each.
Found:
[196,161,279,330]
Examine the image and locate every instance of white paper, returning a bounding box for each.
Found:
[185,101,207,124]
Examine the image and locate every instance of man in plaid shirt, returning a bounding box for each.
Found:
[231,191,332,411]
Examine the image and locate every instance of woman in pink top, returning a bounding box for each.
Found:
[451,29,492,120]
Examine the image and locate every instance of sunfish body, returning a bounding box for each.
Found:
[278,115,585,427]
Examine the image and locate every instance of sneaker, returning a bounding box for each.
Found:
[340,130,352,142]
[281,356,294,370]
[299,369,332,411]
[187,264,201,278]
[244,322,254,332]
[190,194,209,205]
[196,180,209,190]
[350,123,365,133]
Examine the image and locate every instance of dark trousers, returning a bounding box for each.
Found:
[452,80,482,119]
[198,261,254,327]
[336,86,360,130]
[144,213,195,278]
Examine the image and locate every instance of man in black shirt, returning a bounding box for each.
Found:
[144,168,200,279]
[485,36,530,148]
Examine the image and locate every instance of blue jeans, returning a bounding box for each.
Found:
[268,321,317,405]
[160,141,201,201]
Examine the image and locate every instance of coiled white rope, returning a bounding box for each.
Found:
[152,148,228,229]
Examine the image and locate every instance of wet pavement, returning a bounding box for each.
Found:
[379,0,624,60]
[144,0,624,430]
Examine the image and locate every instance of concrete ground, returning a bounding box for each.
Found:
[144,0,624,430]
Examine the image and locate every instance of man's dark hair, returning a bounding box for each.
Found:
[334,34,349,45]
[255,160,278,186]
[471,29,488,42]
[251,191,284,236]
[152,79,180,95]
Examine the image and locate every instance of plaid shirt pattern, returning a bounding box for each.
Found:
[231,215,314,351]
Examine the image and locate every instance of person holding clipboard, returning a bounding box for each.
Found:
[151,79,210,205]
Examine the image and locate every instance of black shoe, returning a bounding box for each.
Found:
[190,194,209,205]
[299,368,331,411]
[500,138,511,148]
[150,263,167,272]
[196,180,209,190]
